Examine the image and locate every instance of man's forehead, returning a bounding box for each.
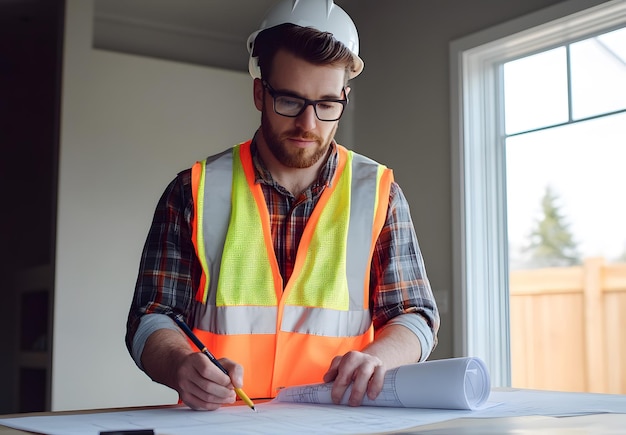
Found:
[268,50,347,94]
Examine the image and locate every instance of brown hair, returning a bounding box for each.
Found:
[252,23,355,84]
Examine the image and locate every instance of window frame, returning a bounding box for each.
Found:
[449,0,626,387]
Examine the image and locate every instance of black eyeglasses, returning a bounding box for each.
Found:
[262,80,348,122]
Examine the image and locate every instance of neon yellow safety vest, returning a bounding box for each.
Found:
[189,140,393,399]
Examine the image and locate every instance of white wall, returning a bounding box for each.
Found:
[53,0,259,411]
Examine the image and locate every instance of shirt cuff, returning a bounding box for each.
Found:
[131,313,180,371]
[381,313,435,362]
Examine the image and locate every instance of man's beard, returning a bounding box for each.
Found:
[261,109,336,168]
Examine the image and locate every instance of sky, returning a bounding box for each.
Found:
[503,27,626,264]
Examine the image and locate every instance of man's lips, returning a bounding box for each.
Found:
[286,137,318,147]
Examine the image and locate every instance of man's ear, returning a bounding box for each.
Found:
[253,78,264,111]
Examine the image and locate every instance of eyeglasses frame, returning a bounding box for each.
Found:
[262,80,348,122]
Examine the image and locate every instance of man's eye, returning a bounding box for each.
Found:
[317,102,336,111]
[278,98,302,108]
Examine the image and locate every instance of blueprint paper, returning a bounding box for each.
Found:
[3,387,626,435]
[275,356,491,410]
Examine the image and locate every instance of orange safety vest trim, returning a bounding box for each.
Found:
[189,140,393,399]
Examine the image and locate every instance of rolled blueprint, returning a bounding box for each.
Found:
[275,356,490,410]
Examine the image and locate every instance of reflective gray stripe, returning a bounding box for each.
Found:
[194,304,371,337]
[195,304,277,334]
[346,153,379,309]
[201,148,233,303]
[196,147,382,336]
[282,305,371,336]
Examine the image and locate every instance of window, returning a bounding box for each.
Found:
[505,27,625,393]
[450,0,626,387]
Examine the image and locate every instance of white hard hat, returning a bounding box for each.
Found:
[247,0,364,79]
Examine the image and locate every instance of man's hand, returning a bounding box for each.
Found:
[323,351,385,406]
[174,354,243,410]
[322,324,423,406]
[142,328,245,411]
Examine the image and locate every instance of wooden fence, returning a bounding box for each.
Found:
[509,257,626,394]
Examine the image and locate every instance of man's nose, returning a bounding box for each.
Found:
[295,104,318,130]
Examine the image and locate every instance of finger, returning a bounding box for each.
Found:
[178,376,237,411]
[181,391,225,411]
[190,371,237,399]
[219,358,245,389]
[330,352,361,404]
[346,362,380,406]
[184,373,237,408]
[323,355,342,383]
[366,365,386,401]
[190,354,231,387]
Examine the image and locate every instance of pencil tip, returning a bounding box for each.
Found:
[252,406,257,412]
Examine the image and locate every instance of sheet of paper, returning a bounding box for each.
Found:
[276,356,491,410]
[477,388,626,417]
[0,403,475,435]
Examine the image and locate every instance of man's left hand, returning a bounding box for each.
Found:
[322,351,386,406]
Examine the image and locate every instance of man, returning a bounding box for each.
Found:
[126,0,439,411]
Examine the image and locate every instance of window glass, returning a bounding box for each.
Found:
[570,27,626,119]
[504,47,569,135]
[506,112,626,270]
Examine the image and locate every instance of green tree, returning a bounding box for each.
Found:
[523,185,581,268]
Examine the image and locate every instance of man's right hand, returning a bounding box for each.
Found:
[142,328,244,411]
[174,352,239,410]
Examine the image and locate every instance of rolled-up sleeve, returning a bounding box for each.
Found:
[370,182,440,361]
[125,170,200,369]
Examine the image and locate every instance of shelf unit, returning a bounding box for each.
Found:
[15,265,54,413]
